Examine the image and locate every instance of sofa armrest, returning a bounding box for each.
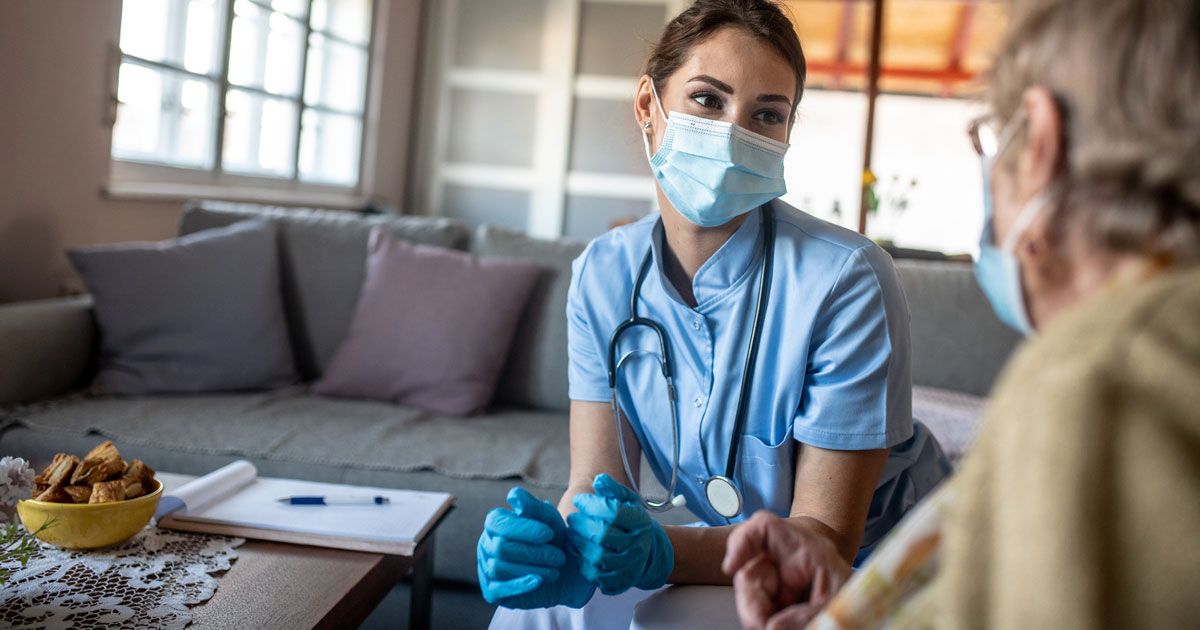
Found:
[0,296,95,405]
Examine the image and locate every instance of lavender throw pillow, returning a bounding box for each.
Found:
[312,229,540,415]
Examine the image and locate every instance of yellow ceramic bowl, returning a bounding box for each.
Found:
[17,480,163,550]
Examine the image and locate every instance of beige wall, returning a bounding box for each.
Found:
[0,0,423,304]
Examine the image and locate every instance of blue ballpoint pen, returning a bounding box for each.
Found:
[277,495,390,505]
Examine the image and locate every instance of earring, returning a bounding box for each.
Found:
[642,120,652,132]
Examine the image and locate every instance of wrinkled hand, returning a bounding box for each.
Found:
[477,487,596,609]
[567,473,674,595]
[722,511,852,630]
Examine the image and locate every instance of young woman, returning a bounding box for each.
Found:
[724,0,1200,627]
[478,1,949,627]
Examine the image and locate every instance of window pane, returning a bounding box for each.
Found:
[112,64,163,156]
[455,0,545,71]
[229,0,305,96]
[121,0,221,73]
[564,196,652,240]
[183,0,220,74]
[304,34,368,113]
[299,109,361,185]
[446,89,537,167]
[310,0,371,44]
[112,63,216,168]
[223,88,298,177]
[120,0,170,63]
[867,94,984,254]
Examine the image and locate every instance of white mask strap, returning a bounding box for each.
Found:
[642,79,669,162]
[1000,190,1053,253]
[649,78,668,122]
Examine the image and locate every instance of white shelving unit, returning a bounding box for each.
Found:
[412,0,689,239]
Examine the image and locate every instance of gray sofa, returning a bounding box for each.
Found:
[0,201,1021,623]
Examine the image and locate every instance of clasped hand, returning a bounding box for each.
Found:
[477,474,674,609]
[722,511,853,630]
[477,486,595,609]
[567,473,673,595]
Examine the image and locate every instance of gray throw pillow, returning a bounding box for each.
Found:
[67,220,298,394]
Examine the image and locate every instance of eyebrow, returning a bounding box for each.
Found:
[687,75,792,108]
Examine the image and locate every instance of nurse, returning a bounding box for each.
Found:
[479,1,949,627]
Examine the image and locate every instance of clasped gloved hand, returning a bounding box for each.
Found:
[477,487,596,609]
[567,473,674,595]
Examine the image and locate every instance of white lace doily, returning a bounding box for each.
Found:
[0,525,244,629]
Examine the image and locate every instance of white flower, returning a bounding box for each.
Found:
[0,456,36,510]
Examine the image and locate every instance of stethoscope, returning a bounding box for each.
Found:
[606,205,775,519]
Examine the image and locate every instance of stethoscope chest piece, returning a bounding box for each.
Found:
[705,475,742,518]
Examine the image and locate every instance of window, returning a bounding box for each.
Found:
[783,91,986,255]
[110,0,374,194]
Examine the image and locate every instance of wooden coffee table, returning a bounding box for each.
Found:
[188,535,434,629]
[159,473,442,630]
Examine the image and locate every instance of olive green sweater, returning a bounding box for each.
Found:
[933,265,1200,629]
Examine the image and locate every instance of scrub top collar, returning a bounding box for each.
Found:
[650,204,767,310]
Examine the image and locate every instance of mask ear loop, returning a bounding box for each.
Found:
[1000,189,1055,253]
[641,79,670,162]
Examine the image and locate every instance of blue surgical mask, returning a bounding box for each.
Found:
[642,80,789,227]
[975,155,1052,335]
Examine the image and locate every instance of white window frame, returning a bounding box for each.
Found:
[105,0,381,208]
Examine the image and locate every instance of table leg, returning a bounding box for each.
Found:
[409,532,435,630]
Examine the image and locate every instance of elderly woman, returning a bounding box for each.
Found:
[723,0,1200,628]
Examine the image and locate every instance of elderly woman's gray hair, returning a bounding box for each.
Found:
[989,0,1200,265]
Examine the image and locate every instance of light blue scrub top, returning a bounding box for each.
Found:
[566,201,950,556]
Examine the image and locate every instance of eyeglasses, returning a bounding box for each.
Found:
[967,111,1026,160]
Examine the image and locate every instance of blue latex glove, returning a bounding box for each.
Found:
[477,487,596,609]
[567,473,675,595]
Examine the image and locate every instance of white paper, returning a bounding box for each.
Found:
[174,460,258,513]
[154,461,258,521]
[163,461,449,543]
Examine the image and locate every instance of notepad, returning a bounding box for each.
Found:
[155,461,454,555]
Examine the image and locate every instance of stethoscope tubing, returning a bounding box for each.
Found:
[606,205,776,515]
[724,208,775,479]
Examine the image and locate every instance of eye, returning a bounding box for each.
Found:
[754,109,786,125]
[690,92,723,110]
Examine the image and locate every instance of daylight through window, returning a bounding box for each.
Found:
[111,0,373,187]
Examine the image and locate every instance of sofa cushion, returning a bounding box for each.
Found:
[179,201,471,381]
[67,220,298,394]
[471,225,587,412]
[313,229,540,415]
[2,389,569,488]
[894,260,1023,397]
[912,385,986,466]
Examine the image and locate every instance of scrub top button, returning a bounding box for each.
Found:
[693,397,703,408]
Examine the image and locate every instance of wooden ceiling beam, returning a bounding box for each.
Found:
[808,61,976,84]
[831,0,855,90]
[858,0,884,235]
[948,1,980,71]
